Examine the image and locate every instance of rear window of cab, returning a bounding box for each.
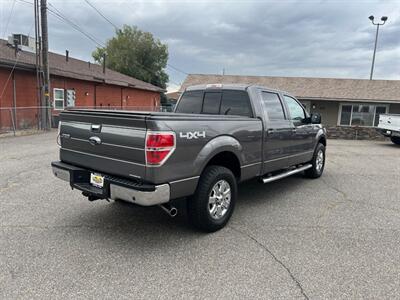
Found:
[175,90,253,117]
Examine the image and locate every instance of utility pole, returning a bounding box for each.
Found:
[40,0,50,129]
[34,0,43,129]
[368,15,388,80]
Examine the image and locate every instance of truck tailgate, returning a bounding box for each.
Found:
[59,110,148,180]
[378,114,400,132]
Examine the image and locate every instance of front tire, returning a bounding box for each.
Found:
[391,136,400,145]
[187,166,237,232]
[304,143,325,178]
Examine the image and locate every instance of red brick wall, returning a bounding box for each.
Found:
[0,68,161,130]
[0,69,13,107]
[15,70,39,128]
[0,69,13,129]
[51,77,96,110]
[66,79,95,108]
[0,69,39,130]
[50,79,160,110]
[123,88,160,110]
[95,84,122,108]
[15,70,38,107]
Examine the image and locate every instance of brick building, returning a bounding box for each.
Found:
[0,36,163,131]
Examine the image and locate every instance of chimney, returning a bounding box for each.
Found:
[88,61,91,69]
[102,53,106,74]
[65,50,69,62]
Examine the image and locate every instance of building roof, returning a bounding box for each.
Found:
[165,91,180,101]
[181,74,400,103]
[0,39,163,92]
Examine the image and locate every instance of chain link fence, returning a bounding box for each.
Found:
[0,105,172,135]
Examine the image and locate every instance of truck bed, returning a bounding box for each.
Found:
[59,109,263,187]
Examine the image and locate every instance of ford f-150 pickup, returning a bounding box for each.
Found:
[377,114,400,145]
[52,84,327,232]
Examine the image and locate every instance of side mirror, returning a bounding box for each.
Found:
[311,113,321,124]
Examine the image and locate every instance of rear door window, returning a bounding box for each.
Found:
[220,90,253,117]
[261,92,286,120]
[175,91,203,114]
[202,92,222,114]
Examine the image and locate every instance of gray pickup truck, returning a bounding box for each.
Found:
[52,84,326,232]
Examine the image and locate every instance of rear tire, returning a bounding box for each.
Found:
[304,143,325,178]
[187,166,237,232]
[391,136,400,145]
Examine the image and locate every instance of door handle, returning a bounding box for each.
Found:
[267,129,275,135]
[291,128,297,133]
[91,124,102,132]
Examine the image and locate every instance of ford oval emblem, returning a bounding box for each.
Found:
[89,136,102,145]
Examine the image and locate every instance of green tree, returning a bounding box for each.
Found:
[93,25,169,89]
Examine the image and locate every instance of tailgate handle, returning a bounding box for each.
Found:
[89,136,102,146]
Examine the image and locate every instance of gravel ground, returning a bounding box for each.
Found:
[1,132,399,299]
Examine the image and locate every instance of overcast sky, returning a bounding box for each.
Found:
[1,0,399,91]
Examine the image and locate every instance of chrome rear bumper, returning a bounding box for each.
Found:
[109,183,170,206]
[51,161,170,206]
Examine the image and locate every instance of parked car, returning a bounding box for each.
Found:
[52,84,327,232]
[377,114,400,145]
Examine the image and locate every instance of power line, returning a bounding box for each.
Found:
[167,63,188,75]
[47,2,105,47]
[83,0,118,31]
[0,22,35,99]
[47,9,104,47]
[14,0,184,88]
[2,0,16,38]
[78,0,189,79]
[16,0,105,47]
[47,6,181,86]
[15,0,34,6]
[47,2,153,77]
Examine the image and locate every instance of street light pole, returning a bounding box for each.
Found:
[368,15,388,80]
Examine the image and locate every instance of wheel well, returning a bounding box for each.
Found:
[205,151,241,180]
[318,136,327,146]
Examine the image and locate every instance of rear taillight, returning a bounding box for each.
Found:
[145,132,176,166]
[57,121,62,147]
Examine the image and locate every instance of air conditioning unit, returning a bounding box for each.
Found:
[7,34,35,53]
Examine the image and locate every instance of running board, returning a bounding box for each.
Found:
[262,164,312,184]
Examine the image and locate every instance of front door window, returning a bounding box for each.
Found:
[283,96,306,124]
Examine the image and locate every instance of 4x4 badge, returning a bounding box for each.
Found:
[179,131,206,139]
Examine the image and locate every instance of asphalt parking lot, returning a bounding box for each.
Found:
[1,132,399,299]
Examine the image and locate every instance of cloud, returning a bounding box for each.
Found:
[1,0,399,89]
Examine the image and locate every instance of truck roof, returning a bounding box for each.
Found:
[185,83,290,95]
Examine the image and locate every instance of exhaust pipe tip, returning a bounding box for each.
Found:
[169,207,178,217]
[159,203,178,218]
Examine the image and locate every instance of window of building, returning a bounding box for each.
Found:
[261,91,285,120]
[283,95,305,122]
[339,103,388,127]
[53,88,65,110]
